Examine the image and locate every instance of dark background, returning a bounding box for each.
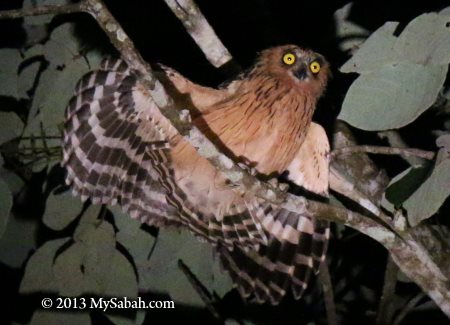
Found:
[0,0,449,324]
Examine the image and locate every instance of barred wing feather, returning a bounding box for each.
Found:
[61,58,330,305]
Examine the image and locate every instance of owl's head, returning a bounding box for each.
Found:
[256,45,330,97]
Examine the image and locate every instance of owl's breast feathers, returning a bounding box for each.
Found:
[62,45,331,304]
[194,72,316,175]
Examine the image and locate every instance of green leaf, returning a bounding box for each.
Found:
[0,176,13,239]
[17,43,44,100]
[0,155,25,195]
[52,206,111,296]
[0,154,13,237]
[0,112,23,145]
[18,59,41,100]
[341,12,450,73]
[19,23,102,172]
[53,206,138,298]
[384,165,431,208]
[101,250,139,298]
[112,206,147,237]
[73,215,117,294]
[21,23,102,164]
[30,310,90,325]
[110,208,157,311]
[20,238,69,294]
[339,63,447,131]
[0,48,21,98]
[44,190,84,231]
[85,48,104,69]
[0,211,38,268]
[393,12,450,65]
[339,11,450,131]
[141,228,232,307]
[112,206,156,267]
[53,242,138,298]
[19,116,59,173]
[23,0,71,26]
[44,23,83,68]
[53,243,92,297]
[29,56,89,129]
[340,22,398,74]
[404,158,450,226]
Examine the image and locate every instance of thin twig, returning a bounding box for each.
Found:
[376,256,399,325]
[319,262,338,325]
[19,136,61,140]
[392,292,426,325]
[378,130,427,166]
[178,259,222,320]
[0,3,82,19]
[331,145,435,161]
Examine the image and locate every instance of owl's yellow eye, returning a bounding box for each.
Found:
[282,53,296,65]
[309,61,321,74]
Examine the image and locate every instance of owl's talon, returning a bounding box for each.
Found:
[268,178,289,192]
[268,178,278,188]
[278,182,289,192]
[237,162,257,176]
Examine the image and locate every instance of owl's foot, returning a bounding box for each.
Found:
[268,177,289,193]
[237,162,258,176]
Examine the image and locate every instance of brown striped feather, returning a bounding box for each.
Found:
[62,45,331,305]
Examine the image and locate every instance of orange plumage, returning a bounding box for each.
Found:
[62,45,331,304]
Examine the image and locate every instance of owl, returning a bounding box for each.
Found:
[62,45,331,305]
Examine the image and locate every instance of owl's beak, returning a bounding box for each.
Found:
[293,63,308,80]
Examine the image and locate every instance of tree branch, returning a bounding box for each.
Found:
[378,130,428,166]
[376,256,399,325]
[319,262,338,325]
[2,0,450,318]
[0,3,82,19]
[330,165,382,216]
[393,292,426,325]
[163,0,233,68]
[332,122,389,202]
[331,145,435,161]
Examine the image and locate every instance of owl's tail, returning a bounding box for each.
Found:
[218,205,329,305]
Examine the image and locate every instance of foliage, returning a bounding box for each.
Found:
[339,12,450,130]
[337,8,450,227]
[0,1,449,325]
[0,10,231,324]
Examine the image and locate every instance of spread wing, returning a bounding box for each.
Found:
[62,58,180,227]
[62,59,268,246]
[219,204,329,304]
[286,122,330,196]
[217,124,330,304]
